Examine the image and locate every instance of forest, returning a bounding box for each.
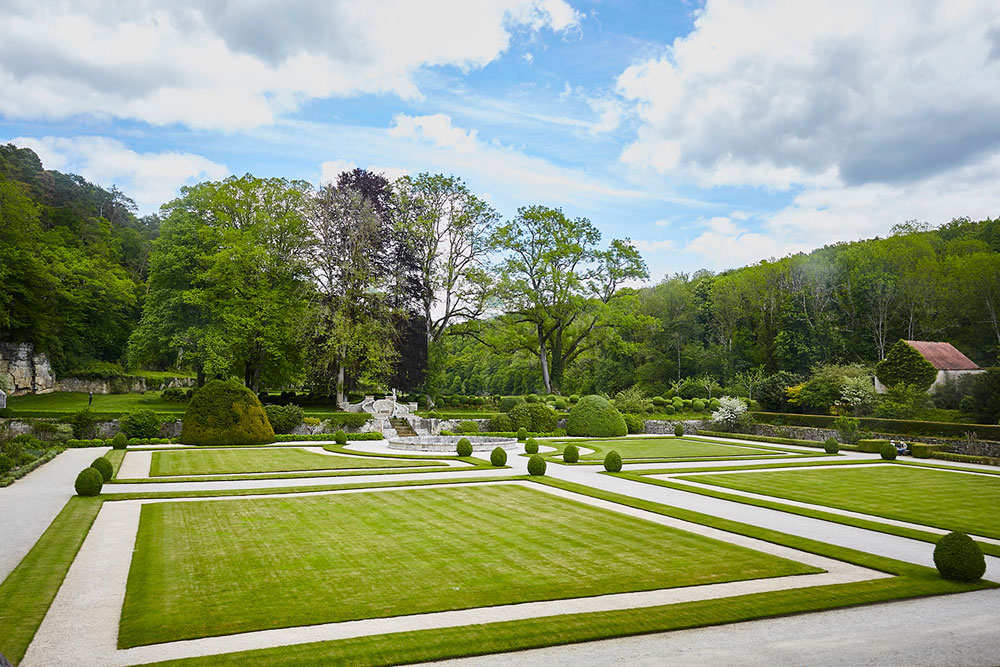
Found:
[1,143,999,421]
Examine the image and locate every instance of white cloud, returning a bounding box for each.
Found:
[9,135,228,213]
[630,239,675,252]
[389,114,479,154]
[319,160,357,185]
[0,0,582,130]
[616,0,1000,189]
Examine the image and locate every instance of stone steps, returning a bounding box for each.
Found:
[389,417,417,438]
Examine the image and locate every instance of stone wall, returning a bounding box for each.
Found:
[644,419,708,434]
[0,342,54,396]
[53,376,195,395]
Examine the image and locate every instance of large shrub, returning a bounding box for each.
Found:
[70,408,98,439]
[566,395,627,437]
[74,467,103,496]
[967,367,1000,424]
[563,444,579,463]
[874,383,931,420]
[838,375,877,416]
[833,416,861,445]
[710,396,748,432]
[613,386,651,415]
[604,450,622,472]
[622,413,645,434]
[111,432,128,450]
[457,420,480,434]
[527,454,546,476]
[508,403,557,433]
[498,396,526,412]
[90,456,113,482]
[876,340,938,392]
[180,379,275,446]
[691,398,706,412]
[120,409,161,439]
[488,413,513,432]
[490,447,507,466]
[161,387,190,403]
[933,532,986,582]
[456,437,473,457]
[264,404,304,434]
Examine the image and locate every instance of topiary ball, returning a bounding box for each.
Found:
[933,531,986,582]
[90,456,113,482]
[74,467,104,496]
[527,454,546,476]
[569,394,580,403]
[517,427,528,441]
[111,432,128,450]
[490,447,507,466]
[524,438,539,454]
[563,444,579,463]
[692,399,706,412]
[334,430,347,445]
[880,442,898,460]
[824,437,840,454]
[526,393,540,403]
[456,437,473,457]
[674,423,684,437]
[604,450,622,473]
[179,379,275,446]
[566,395,627,437]
[664,404,676,415]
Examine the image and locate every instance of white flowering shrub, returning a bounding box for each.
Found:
[711,396,748,431]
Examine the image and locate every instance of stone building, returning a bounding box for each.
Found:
[874,340,983,393]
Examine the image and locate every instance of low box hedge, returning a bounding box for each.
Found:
[696,430,858,451]
[930,451,1000,466]
[323,413,375,429]
[271,432,384,442]
[751,411,1000,441]
[911,443,948,458]
[857,439,890,453]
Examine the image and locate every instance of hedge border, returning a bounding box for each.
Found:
[751,411,1000,441]
[0,446,65,487]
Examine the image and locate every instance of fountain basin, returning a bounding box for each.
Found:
[387,435,518,452]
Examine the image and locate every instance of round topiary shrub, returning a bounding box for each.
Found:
[517,427,528,441]
[674,423,684,437]
[74,467,104,496]
[509,402,558,433]
[569,394,580,403]
[525,393,540,403]
[491,446,507,466]
[111,432,128,450]
[527,454,546,476]
[554,398,569,410]
[880,442,898,460]
[933,531,986,582]
[566,395,627,437]
[563,444,579,463]
[692,398,706,412]
[604,450,622,472]
[709,398,721,410]
[824,437,840,454]
[652,396,666,406]
[524,438,539,454]
[90,456,113,482]
[180,379,275,446]
[499,396,526,412]
[456,437,473,457]
[663,404,676,414]
[334,430,348,445]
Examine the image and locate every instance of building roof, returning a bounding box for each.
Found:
[903,340,981,371]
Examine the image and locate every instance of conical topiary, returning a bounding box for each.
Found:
[179,379,274,446]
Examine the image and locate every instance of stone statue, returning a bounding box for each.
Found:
[0,388,5,410]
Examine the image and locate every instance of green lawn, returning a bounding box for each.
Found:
[149,448,435,476]
[7,390,187,413]
[118,484,817,648]
[677,465,1000,539]
[562,437,787,461]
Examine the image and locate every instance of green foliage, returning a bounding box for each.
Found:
[456,420,480,434]
[603,450,622,472]
[111,432,128,450]
[874,383,931,419]
[876,340,938,391]
[691,398,706,412]
[857,439,889,453]
[526,454,546,476]
[525,393,540,403]
[566,395,627,437]
[490,447,507,466]
[263,404,304,435]
[119,409,161,439]
[613,386,651,414]
[524,437,538,454]
[456,438,473,457]
[622,413,645,434]
[323,413,373,429]
[271,432,383,442]
[911,442,947,458]
[663,404,676,414]
[334,430,347,445]
[958,394,977,415]
[74,467,103,496]
[879,442,898,460]
[0,453,14,474]
[515,426,529,441]
[498,396,525,412]
[674,422,684,436]
[933,532,986,582]
[554,398,568,410]
[488,413,513,432]
[823,437,840,454]
[508,402,557,433]
[90,457,113,482]
[160,387,190,403]
[839,375,877,416]
[180,379,274,446]
[833,416,862,444]
[569,394,580,403]
[562,444,579,463]
[69,409,98,439]
[796,365,870,412]
[752,411,1000,440]
[967,368,1000,424]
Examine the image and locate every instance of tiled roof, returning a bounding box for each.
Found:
[903,340,981,371]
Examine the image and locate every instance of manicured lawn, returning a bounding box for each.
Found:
[7,390,187,413]
[676,465,1000,539]
[119,484,817,647]
[565,437,785,461]
[149,448,434,476]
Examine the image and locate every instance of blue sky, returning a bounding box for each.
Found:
[2,1,999,280]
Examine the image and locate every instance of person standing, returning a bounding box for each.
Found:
[88,391,93,406]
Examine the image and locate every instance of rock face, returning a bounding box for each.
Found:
[53,376,195,394]
[0,342,55,396]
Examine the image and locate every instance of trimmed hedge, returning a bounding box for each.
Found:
[563,444,579,463]
[272,433,384,442]
[490,447,507,466]
[751,411,1000,441]
[90,457,113,482]
[508,402,558,433]
[527,454,546,476]
[74,467,103,496]
[604,450,622,473]
[324,413,374,429]
[456,438,473,457]
[911,442,947,458]
[695,430,859,451]
[65,438,112,448]
[858,439,889,454]
[180,379,274,446]
[930,451,1000,466]
[933,531,986,582]
[524,438,539,454]
[440,430,567,439]
[498,396,526,412]
[567,395,627,438]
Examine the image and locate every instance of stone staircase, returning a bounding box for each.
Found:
[389,417,416,438]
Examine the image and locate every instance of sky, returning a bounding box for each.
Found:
[2,0,999,281]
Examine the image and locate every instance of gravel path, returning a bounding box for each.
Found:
[430,588,1000,667]
[0,447,109,581]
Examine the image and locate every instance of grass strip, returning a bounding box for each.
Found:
[0,497,103,663]
[108,464,486,484]
[105,449,126,477]
[632,458,884,476]
[618,472,1000,559]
